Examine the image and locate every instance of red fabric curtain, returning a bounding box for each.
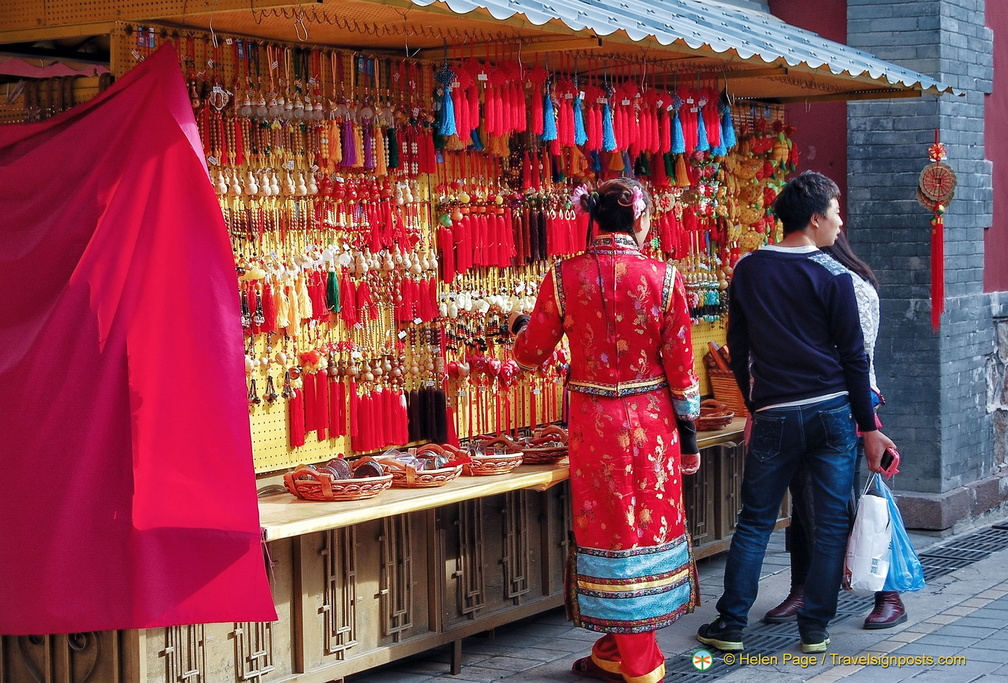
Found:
[0,44,276,634]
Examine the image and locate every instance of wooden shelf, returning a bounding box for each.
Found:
[259,419,746,541]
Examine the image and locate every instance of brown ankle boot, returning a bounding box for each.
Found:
[763,586,804,623]
[863,591,907,629]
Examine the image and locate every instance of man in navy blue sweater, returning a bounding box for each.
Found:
[696,171,897,654]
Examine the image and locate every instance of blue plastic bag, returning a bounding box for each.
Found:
[878,475,926,592]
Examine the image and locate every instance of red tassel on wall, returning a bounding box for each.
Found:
[349,379,360,439]
[918,132,956,330]
[339,271,358,327]
[354,390,370,453]
[289,388,306,448]
[316,373,329,441]
[368,390,380,451]
[329,378,343,437]
[931,210,945,330]
[531,85,544,136]
[303,371,318,435]
[260,282,276,334]
[438,226,456,283]
[368,391,381,449]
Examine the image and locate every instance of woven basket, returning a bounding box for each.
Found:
[521,425,569,464]
[380,459,464,488]
[416,442,470,460]
[283,467,393,502]
[708,371,748,417]
[696,399,735,431]
[702,355,748,419]
[473,433,523,455]
[521,443,568,465]
[462,452,524,476]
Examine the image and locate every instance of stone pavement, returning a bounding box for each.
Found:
[347,520,1008,683]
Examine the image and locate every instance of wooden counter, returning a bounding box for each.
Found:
[259,418,747,541]
[1,420,753,683]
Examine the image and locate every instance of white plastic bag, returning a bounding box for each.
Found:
[843,473,892,593]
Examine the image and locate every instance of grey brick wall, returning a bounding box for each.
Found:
[846,0,994,502]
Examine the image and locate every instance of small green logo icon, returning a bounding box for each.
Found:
[692,649,713,670]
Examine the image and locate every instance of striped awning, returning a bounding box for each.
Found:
[406,0,956,101]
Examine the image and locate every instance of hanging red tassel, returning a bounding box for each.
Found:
[316,372,329,441]
[437,225,456,283]
[349,378,360,440]
[678,87,699,153]
[426,277,439,322]
[419,124,438,174]
[355,389,370,453]
[379,387,395,448]
[369,389,382,450]
[329,377,344,437]
[289,388,306,448]
[931,209,945,330]
[302,370,318,435]
[339,271,358,327]
[651,152,668,188]
[260,281,276,334]
[528,66,548,136]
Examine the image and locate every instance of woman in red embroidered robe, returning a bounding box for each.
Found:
[511,178,701,683]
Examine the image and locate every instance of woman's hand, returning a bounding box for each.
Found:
[681,453,701,476]
[863,429,898,474]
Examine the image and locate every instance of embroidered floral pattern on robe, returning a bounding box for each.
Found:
[513,233,700,632]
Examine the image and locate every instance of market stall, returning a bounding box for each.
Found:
[0,1,953,681]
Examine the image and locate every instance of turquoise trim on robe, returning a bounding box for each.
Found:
[572,534,696,633]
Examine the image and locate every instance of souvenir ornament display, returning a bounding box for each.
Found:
[142,24,796,478]
[916,131,956,330]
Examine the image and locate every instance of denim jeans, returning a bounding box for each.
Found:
[716,394,858,632]
[788,391,880,586]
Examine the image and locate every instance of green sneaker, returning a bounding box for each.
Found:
[800,627,830,654]
[696,618,744,652]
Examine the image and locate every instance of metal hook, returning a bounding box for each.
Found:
[721,68,735,107]
[294,7,309,41]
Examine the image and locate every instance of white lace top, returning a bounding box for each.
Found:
[847,270,880,394]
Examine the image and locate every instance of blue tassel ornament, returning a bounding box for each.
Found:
[434,64,457,137]
[542,92,558,141]
[720,102,737,150]
[437,88,457,137]
[695,110,709,153]
[602,102,617,152]
[671,110,685,155]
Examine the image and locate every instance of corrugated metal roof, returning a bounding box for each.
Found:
[408,0,955,96]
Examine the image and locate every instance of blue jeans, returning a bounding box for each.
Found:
[716,394,858,632]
